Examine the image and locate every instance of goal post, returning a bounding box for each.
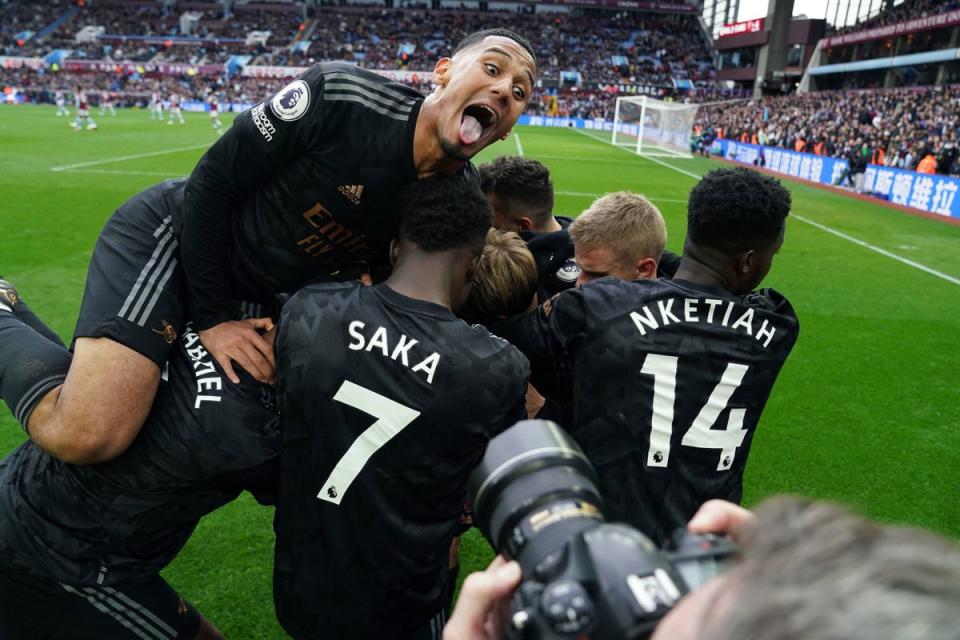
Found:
[611,96,699,158]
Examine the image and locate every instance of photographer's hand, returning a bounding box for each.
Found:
[444,556,521,640]
[687,499,756,541]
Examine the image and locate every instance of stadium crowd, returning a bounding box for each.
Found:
[830,0,960,36]
[698,85,960,175]
[2,1,714,88]
[301,8,714,87]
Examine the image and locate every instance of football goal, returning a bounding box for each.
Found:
[611,96,699,158]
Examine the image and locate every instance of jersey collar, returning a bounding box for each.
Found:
[373,283,456,321]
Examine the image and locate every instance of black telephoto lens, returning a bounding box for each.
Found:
[467,420,605,572]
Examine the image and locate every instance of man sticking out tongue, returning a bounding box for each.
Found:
[461,114,485,146]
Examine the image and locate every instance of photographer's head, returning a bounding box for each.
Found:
[655,496,960,640]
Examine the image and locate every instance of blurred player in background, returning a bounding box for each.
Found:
[55,89,69,117]
[209,94,222,130]
[168,92,185,125]
[150,88,164,121]
[99,90,116,117]
[71,86,97,131]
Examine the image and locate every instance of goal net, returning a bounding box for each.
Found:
[611,96,699,158]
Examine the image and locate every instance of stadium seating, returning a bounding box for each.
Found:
[1,1,715,119]
[698,85,960,176]
[830,0,960,36]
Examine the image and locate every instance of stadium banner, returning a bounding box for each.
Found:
[714,139,849,185]
[62,59,222,75]
[860,164,960,219]
[242,64,307,78]
[822,9,960,48]
[518,115,612,130]
[0,56,44,69]
[515,0,696,10]
[719,18,764,38]
[182,100,252,113]
[241,65,433,85]
[713,139,960,220]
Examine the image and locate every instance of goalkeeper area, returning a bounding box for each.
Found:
[611,96,698,158]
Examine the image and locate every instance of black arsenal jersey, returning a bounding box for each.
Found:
[497,277,798,544]
[180,62,480,329]
[274,282,529,639]
[0,324,279,585]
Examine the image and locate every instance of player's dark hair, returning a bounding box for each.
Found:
[480,156,554,228]
[397,174,493,253]
[454,29,537,66]
[687,168,790,252]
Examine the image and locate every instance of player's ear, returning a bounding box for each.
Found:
[635,257,657,280]
[433,58,452,87]
[518,217,534,231]
[738,250,756,275]
[389,239,401,267]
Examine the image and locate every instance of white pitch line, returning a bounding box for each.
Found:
[569,128,960,287]
[514,132,524,157]
[50,143,210,172]
[54,169,180,177]
[792,215,960,286]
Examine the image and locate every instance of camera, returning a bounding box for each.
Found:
[467,420,737,639]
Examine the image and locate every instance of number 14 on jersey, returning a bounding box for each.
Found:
[641,354,750,472]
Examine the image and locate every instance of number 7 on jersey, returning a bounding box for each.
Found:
[317,380,421,505]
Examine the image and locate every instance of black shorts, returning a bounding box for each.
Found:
[73,180,187,368]
[0,566,202,640]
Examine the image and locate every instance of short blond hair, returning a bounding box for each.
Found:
[569,192,666,265]
[461,229,538,324]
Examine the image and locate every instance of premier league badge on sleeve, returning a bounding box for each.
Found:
[270,80,310,122]
[555,258,581,284]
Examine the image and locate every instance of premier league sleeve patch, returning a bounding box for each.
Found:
[554,258,581,284]
[270,79,310,122]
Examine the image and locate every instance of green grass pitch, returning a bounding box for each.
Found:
[1,105,959,637]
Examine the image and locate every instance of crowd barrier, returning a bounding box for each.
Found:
[712,139,960,221]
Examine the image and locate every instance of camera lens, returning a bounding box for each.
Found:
[467,420,605,570]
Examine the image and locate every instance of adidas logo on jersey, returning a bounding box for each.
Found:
[338,184,364,205]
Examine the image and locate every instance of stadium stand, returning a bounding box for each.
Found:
[830,0,960,36]
[697,86,960,176]
[1,0,717,120]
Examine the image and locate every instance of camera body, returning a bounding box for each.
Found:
[467,420,737,640]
